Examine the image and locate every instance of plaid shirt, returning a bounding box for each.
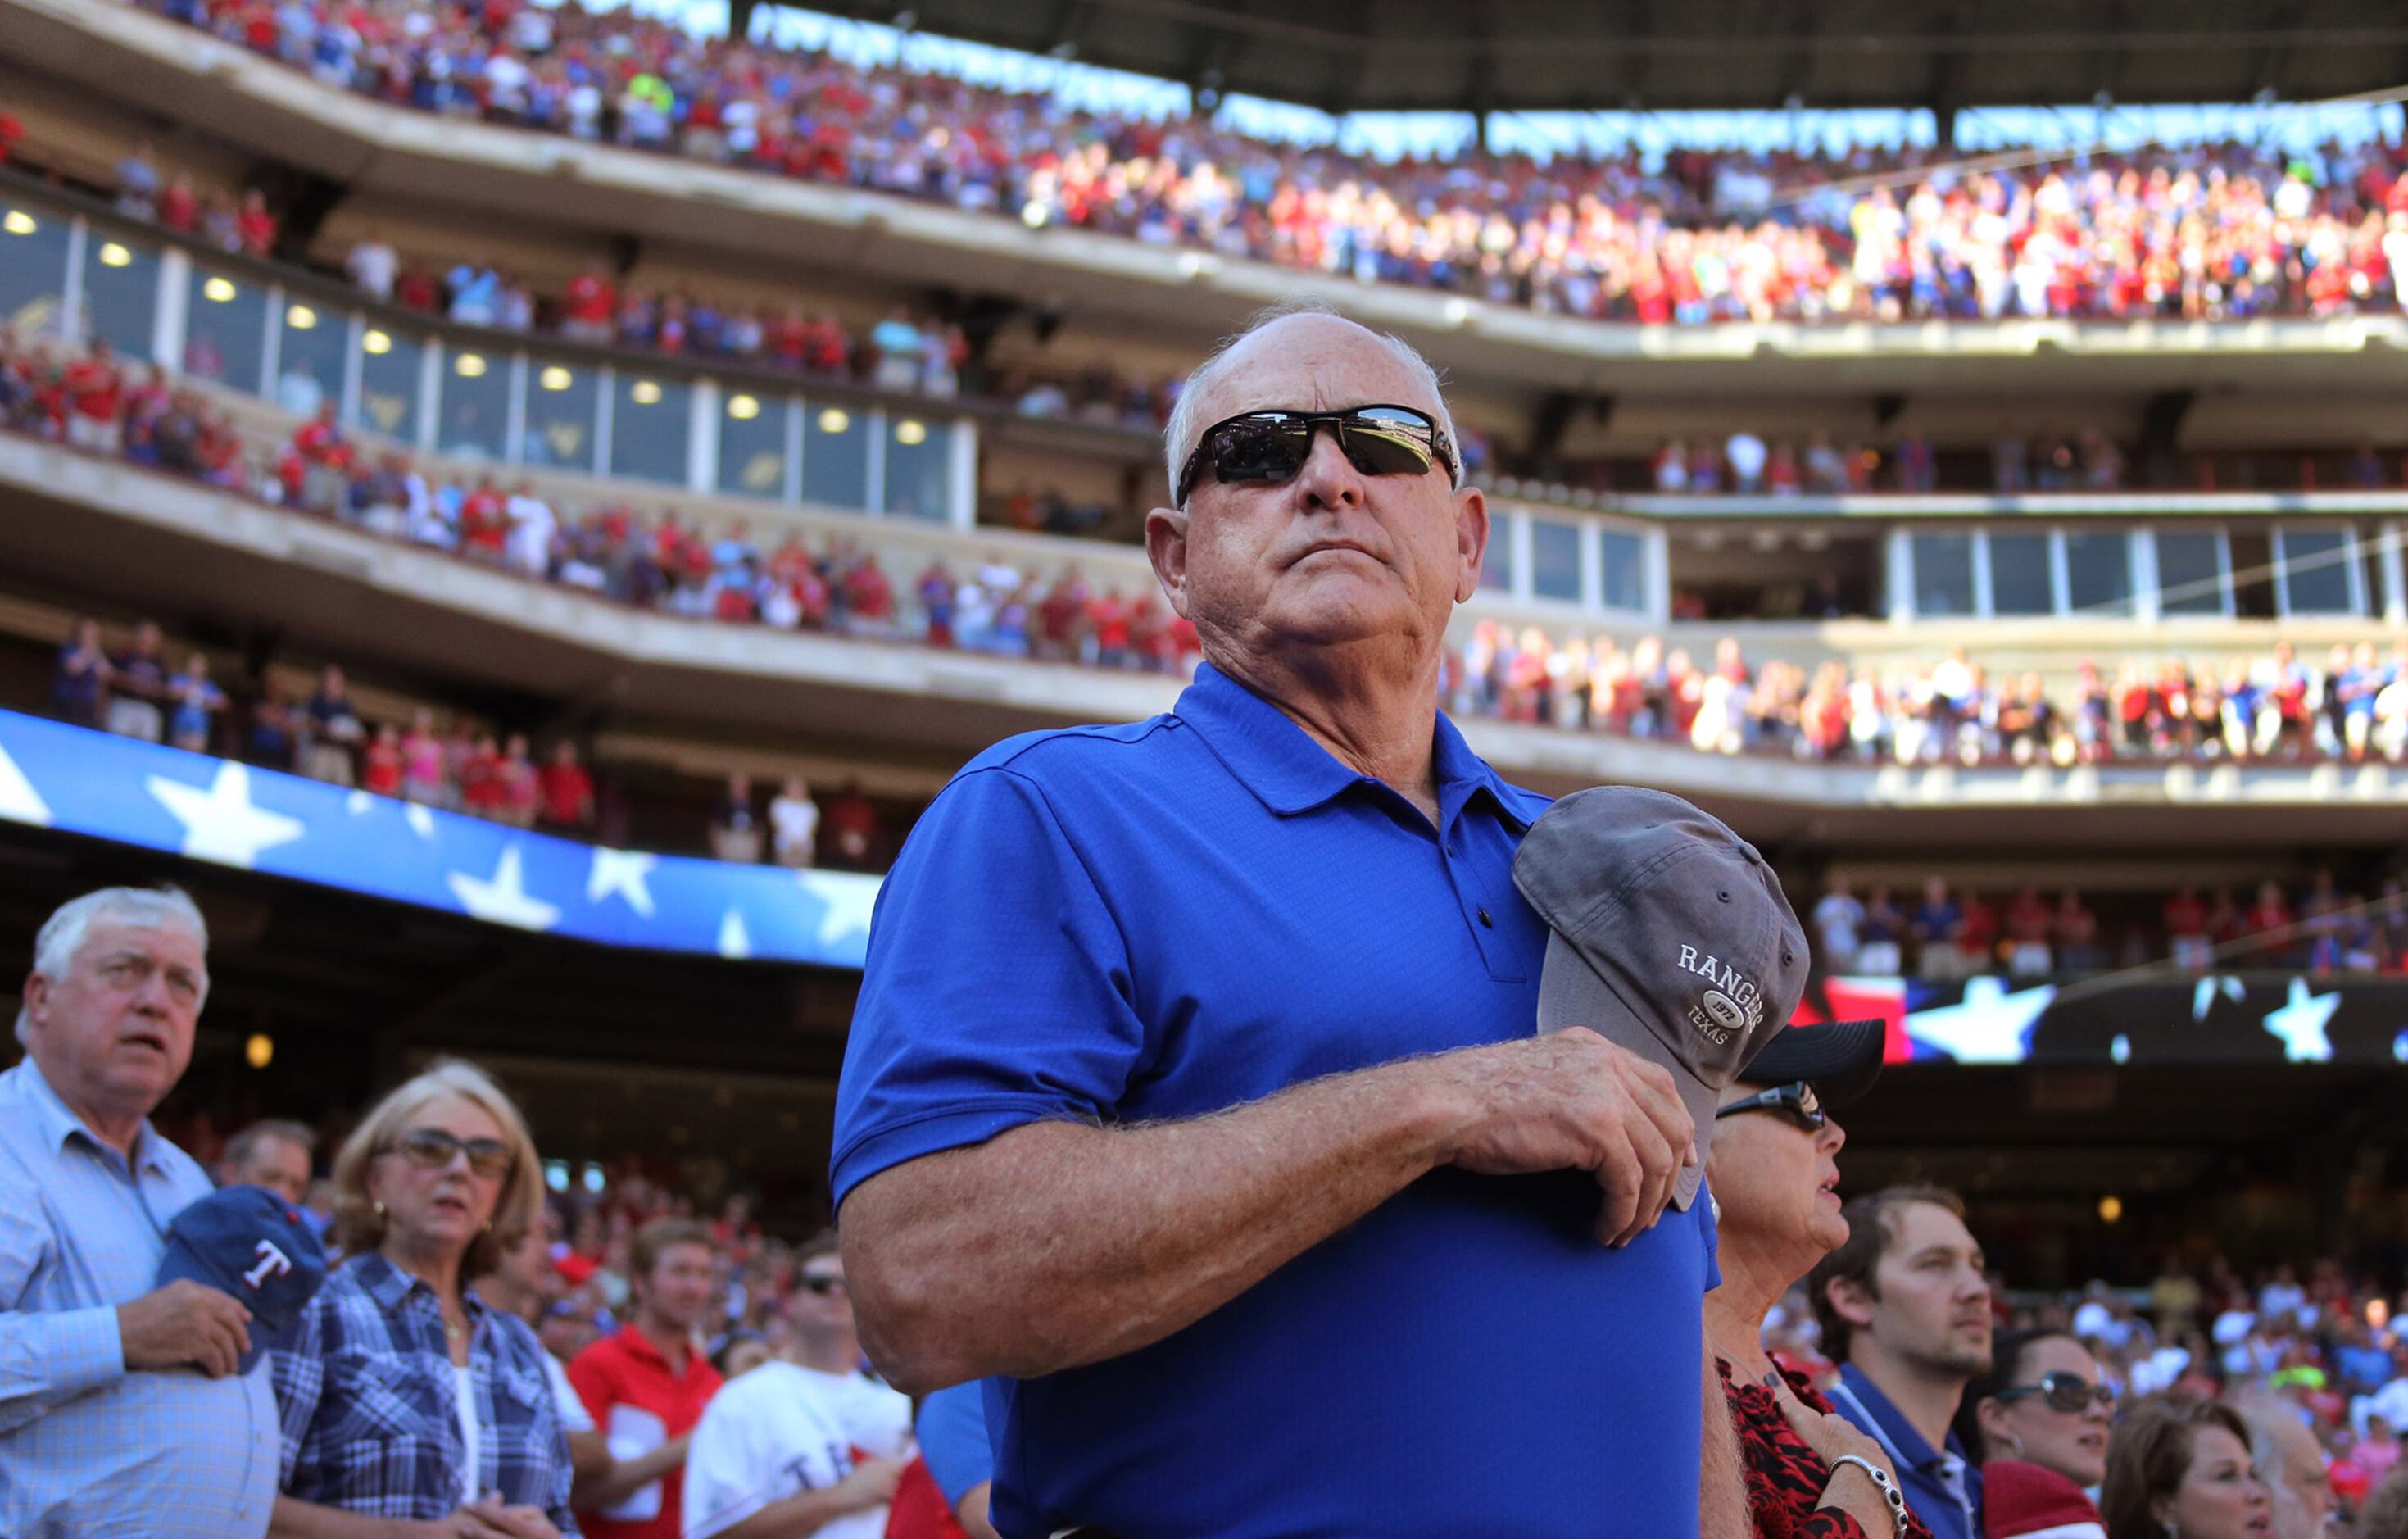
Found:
[270,1251,578,1532]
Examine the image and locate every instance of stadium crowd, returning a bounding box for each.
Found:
[11,883,2408,1536]
[1454,624,2408,768]
[140,0,2408,325]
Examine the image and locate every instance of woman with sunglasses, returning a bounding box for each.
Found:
[1704,1019,1931,1539]
[1960,1329,2116,1492]
[270,1060,577,1538]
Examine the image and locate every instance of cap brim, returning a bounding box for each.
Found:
[1735,1018,1887,1109]
[1534,930,1712,1211]
[155,1243,265,1373]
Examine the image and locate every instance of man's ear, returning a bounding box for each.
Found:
[1825,1274,1878,1332]
[1145,506,1193,619]
[1452,485,1490,604]
[19,970,49,1037]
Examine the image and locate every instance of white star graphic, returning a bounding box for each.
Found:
[404,803,437,840]
[1903,976,2056,1064]
[146,762,306,869]
[802,870,882,951]
[0,738,53,828]
[346,790,375,816]
[2190,974,2246,1020]
[445,846,561,931]
[2261,977,2340,1062]
[585,847,658,918]
[717,908,751,960]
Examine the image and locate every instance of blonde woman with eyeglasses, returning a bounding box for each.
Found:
[268,1059,578,1539]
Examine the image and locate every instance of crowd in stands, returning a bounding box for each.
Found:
[1809,872,2408,981]
[142,0,2408,326]
[1453,625,2408,769]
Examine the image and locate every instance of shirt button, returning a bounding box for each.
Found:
[1477,906,1494,928]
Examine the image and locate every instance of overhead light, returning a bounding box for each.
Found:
[454,352,487,378]
[2,210,33,235]
[817,407,850,435]
[362,329,392,355]
[202,276,237,302]
[894,419,927,446]
[538,365,573,391]
[285,303,317,330]
[244,1033,274,1070]
[2097,1195,2123,1224]
[727,393,760,420]
[629,379,662,406]
[97,242,133,267]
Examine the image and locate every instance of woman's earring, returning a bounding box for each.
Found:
[2004,1432,2025,1459]
[373,1201,387,1219]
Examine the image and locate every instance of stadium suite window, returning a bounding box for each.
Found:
[2064,531,2134,618]
[0,206,69,339]
[522,361,596,471]
[185,269,269,395]
[1529,517,1582,603]
[80,236,160,362]
[718,391,790,501]
[440,348,512,461]
[883,416,949,520]
[610,375,689,485]
[1987,532,2053,617]
[1600,530,1646,613]
[2275,529,2357,615]
[2155,531,2229,616]
[802,403,869,511]
[356,328,423,443]
[277,300,347,420]
[1910,533,1975,618]
[1477,527,1510,592]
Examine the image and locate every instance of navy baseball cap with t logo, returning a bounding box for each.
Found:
[1512,785,1810,1211]
[157,1184,329,1372]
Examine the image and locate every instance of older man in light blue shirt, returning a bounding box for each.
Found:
[0,885,280,1537]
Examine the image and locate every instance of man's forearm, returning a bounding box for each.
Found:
[0,1306,124,1434]
[579,1433,687,1508]
[843,1055,1464,1391]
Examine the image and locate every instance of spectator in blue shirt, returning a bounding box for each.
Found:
[0,884,279,1537]
[833,307,1733,1537]
[1809,1186,1994,1539]
[270,1058,576,1537]
[914,1382,997,1539]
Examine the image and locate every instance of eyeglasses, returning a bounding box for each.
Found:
[1715,1082,1826,1133]
[1173,404,1458,507]
[1994,1372,2116,1414]
[390,1126,514,1180]
[797,1273,846,1296]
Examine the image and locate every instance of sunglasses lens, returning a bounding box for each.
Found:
[465,1141,511,1178]
[400,1128,453,1168]
[1337,411,1437,478]
[1210,420,1311,484]
[2045,1377,2106,1413]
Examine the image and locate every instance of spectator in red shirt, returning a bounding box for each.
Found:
[1957,888,2001,973]
[2243,880,2297,966]
[2054,890,2102,972]
[819,780,877,870]
[235,188,278,259]
[562,260,619,345]
[0,101,20,166]
[158,173,199,234]
[361,722,405,797]
[566,1218,725,1539]
[460,477,511,562]
[2002,886,2054,978]
[61,339,125,456]
[497,733,542,828]
[461,733,507,819]
[2165,887,2213,970]
[540,741,596,831]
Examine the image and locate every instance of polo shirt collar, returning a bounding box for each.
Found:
[1175,661,1532,833]
[1836,1362,1964,1476]
[20,1059,175,1176]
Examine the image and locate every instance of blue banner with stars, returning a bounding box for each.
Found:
[0,708,881,968]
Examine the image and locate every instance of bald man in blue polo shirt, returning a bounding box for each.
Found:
[834,306,1753,1537]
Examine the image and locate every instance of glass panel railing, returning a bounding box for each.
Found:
[437,345,511,461]
[610,372,688,484]
[2156,531,2228,617]
[2279,529,2357,615]
[717,388,790,500]
[882,413,949,520]
[2065,531,2134,618]
[1911,532,1977,617]
[79,234,161,361]
[521,359,597,471]
[0,202,70,335]
[802,402,869,511]
[184,266,269,393]
[355,325,424,442]
[274,297,348,419]
[1989,532,2054,615]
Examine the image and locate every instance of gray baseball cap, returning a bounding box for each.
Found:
[1511,785,1809,1210]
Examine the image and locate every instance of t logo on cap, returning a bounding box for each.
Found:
[157,1184,329,1373]
[1512,785,1810,1212]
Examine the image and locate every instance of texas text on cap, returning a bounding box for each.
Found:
[156,1183,329,1373]
[1511,785,1810,1211]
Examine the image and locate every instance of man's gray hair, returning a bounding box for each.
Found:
[13,885,210,1045]
[1162,300,1462,502]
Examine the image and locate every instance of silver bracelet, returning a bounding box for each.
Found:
[1827,1454,1907,1538]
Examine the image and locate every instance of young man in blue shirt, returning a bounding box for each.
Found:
[832,307,1800,1537]
[1811,1186,1995,1539]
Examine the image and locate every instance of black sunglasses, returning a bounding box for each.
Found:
[797,1273,846,1296]
[391,1125,514,1180]
[1715,1082,1826,1133]
[1994,1371,2115,1414]
[1174,404,1458,507]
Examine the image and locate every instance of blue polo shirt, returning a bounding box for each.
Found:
[832,663,1719,1538]
[1825,1363,1985,1539]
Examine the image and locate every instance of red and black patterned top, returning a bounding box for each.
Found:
[1718,1357,1937,1539]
